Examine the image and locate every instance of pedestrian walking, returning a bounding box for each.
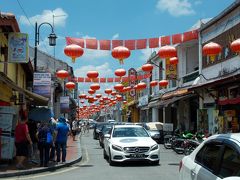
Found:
[71,119,78,141]
[27,119,38,164]
[37,122,53,167]
[15,109,33,170]
[54,117,70,164]
[49,117,57,162]
[86,121,90,133]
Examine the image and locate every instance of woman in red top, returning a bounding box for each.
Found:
[15,110,32,169]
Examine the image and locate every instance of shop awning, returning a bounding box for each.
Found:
[0,72,49,106]
[189,73,240,91]
[158,94,195,107]
[148,100,159,108]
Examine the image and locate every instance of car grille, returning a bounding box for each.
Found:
[123,147,150,153]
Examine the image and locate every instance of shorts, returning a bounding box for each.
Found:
[15,142,29,157]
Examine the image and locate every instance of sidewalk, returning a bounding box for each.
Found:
[0,135,82,178]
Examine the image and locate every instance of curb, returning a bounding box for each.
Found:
[0,139,82,178]
[0,156,82,178]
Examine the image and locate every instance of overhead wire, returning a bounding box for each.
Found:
[16,0,51,54]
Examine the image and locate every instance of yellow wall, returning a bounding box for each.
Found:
[0,32,27,103]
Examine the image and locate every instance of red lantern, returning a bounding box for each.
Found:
[203,42,222,62]
[65,82,75,90]
[111,46,131,64]
[56,70,69,80]
[95,94,102,98]
[105,89,112,95]
[114,69,126,78]
[159,80,168,88]
[111,91,117,96]
[123,101,127,104]
[90,83,100,91]
[64,44,84,63]
[88,89,95,95]
[158,46,177,60]
[142,64,153,72]
[80,100,84,104]
[87,71,99,81]
[230,38,240,54]
[150,81,158,87]
[169,57,178,65]
[114,84,124,91]
[137,82,147,90]
[79,94,87,99]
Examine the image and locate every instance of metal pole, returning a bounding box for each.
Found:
[34,22,38,72]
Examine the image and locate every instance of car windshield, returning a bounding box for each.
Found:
[112,127,149,137]
[102,125,113,134]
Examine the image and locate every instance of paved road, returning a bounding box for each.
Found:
[7,130,184,180]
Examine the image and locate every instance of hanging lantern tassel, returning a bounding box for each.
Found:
[209,54,216,63]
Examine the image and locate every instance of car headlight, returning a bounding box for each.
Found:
[112,144,123,151]
[150,144,159,151]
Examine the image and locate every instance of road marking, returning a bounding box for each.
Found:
[7,144,89,180]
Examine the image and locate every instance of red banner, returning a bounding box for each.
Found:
[149,38,159,48]
[86,39,98,49]
[112,40,123,48]
[99,40,111,50]
[172,34,182,44]
[124,40,136,50]
[183,30,198,42]
[107,78,114,82]
[136,39,147,49]
[100,78,106,83]
[160,36,171,46]
[78,77,84,82]
[66,37,85,47]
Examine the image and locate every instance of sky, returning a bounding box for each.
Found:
[1,0,236,93]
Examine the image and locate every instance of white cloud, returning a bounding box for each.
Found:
[194,0,202,5]
[19,8,68,27]
[139,48,160,61]
[74,62,113,77]
[156,0,195,17]
[112,33,119,40]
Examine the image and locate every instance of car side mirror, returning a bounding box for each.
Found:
[104,134,110,139]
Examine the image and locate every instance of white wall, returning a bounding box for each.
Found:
[202,56,240,79]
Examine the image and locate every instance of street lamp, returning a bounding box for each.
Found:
[34,22,57,72]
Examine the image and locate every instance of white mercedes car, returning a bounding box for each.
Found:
[103,124,160,166]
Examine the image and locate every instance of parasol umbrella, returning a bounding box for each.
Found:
[28,107,52,122]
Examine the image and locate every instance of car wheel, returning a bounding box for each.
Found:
[103,149,107,159]
[151,160,159,166]
[108,149,115,166]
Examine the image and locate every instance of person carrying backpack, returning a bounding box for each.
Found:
[37,122,53,167]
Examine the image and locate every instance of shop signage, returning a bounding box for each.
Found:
[128,68,137,97]
[166,58,177,80]
[8,33,29,63]
[33,73,51,98]
[60,96,70,113]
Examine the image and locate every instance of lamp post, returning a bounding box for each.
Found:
[34,22,57,72]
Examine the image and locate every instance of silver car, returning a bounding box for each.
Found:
[103,124,160,166]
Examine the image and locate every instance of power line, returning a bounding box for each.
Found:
[16,0,51,54]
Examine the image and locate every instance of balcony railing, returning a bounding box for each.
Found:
[182,70,199,83]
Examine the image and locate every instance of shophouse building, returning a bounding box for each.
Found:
[190,1,240,134]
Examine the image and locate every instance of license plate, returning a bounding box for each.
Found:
[129,154,144,158]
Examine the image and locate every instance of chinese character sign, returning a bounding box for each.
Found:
[60,96,70,113]
[8,33,29,63]
[166,58,177,80]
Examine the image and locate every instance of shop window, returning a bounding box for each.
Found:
[228,86,240,99]
[218,146,240,178]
